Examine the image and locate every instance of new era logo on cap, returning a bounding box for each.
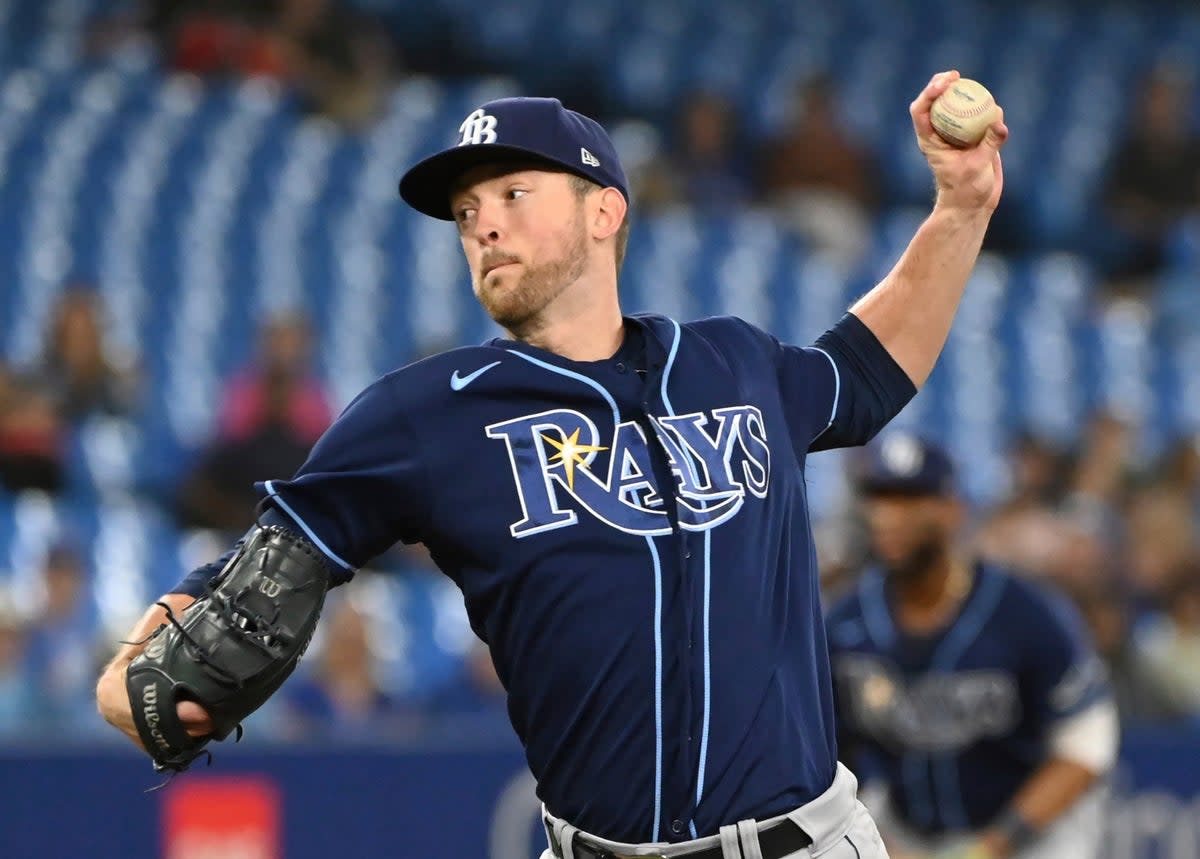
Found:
[398,97,630,221]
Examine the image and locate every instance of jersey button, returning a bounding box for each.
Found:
[616,362,626,373]
[671,820,686,835]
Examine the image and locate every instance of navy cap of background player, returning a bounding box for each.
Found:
[855,433,957,497]
[399,97,630,220]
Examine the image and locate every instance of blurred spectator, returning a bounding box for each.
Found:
[360,544,497,716]
[756,75,879,262]
[167,1,274,76]
[1075,582,1188,725]
[87,1,260,73]
[1001,429,1071,512]
[0,366,66,494]
[422,636,511,744]
[1065,411,1137,514]
[1040,512,1116,597]
[0,591,35,737]
[174,371,322,532]
[216,311,332,445]
[278,589,416,740]
[169,0,394,127]
[34,285,139,423]
[1099,62,1200,295]
[974,431,1073,577]
[92,0,396,127]
[975,504,1115,598]
[21,541,103,736]
[644,91,753,210]
[1156,432,1200,506]
[176,312,333,534]
[1124,482,1196,611]
[263,0,396,128]
[978,413,1137,595]
[464,641,505,708]
[1132,563,1200,719]
[85,0,203,59]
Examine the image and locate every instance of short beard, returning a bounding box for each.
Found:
[477,215,589,336]
[881,530,947,582]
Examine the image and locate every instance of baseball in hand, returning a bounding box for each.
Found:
[930,78,999,147]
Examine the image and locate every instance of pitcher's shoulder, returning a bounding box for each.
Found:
[363,344,514,408]
[680,315,777,348]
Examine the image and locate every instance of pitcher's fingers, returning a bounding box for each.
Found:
[910,69,961,132]
[177,700,215,737]
[980,107,1009,154]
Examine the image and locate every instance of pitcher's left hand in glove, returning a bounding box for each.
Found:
[124,524,332,772]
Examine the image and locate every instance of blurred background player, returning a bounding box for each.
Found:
[826,433,1119,859]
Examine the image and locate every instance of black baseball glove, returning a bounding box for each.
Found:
[125,524,332,773]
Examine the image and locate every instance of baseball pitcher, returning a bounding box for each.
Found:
[97,72,1008,859]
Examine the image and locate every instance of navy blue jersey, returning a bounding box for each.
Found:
[825,563,1111,834]
[176,312,915,842]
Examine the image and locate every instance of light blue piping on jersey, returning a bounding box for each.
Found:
[690,528,712,840]
[859,570,895,648]
[931,568,1005,670]
[860,570,934,826]
[511,348,664,842]
[510,352,619,423]
[263,480,354,571]
[901,756,935,829]
[659,320,713,838]
[861,567,1009,832]
[930,569,1006,831]
[859,572,935,825]
[646,530,666,843]
[810,347,842,441]
[660,318,682,413]
[933,756,967,832]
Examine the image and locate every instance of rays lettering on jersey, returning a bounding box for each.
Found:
[834,655,1020,752]
[485,406,770,538]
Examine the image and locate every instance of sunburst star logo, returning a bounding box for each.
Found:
[541,428,608,490]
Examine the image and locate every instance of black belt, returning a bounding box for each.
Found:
[549,819,813,859]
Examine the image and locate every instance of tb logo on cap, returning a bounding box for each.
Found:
[459,109,498,146]
[880,434,925,475]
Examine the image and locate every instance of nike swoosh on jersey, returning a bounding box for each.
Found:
[450,361,502,391]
